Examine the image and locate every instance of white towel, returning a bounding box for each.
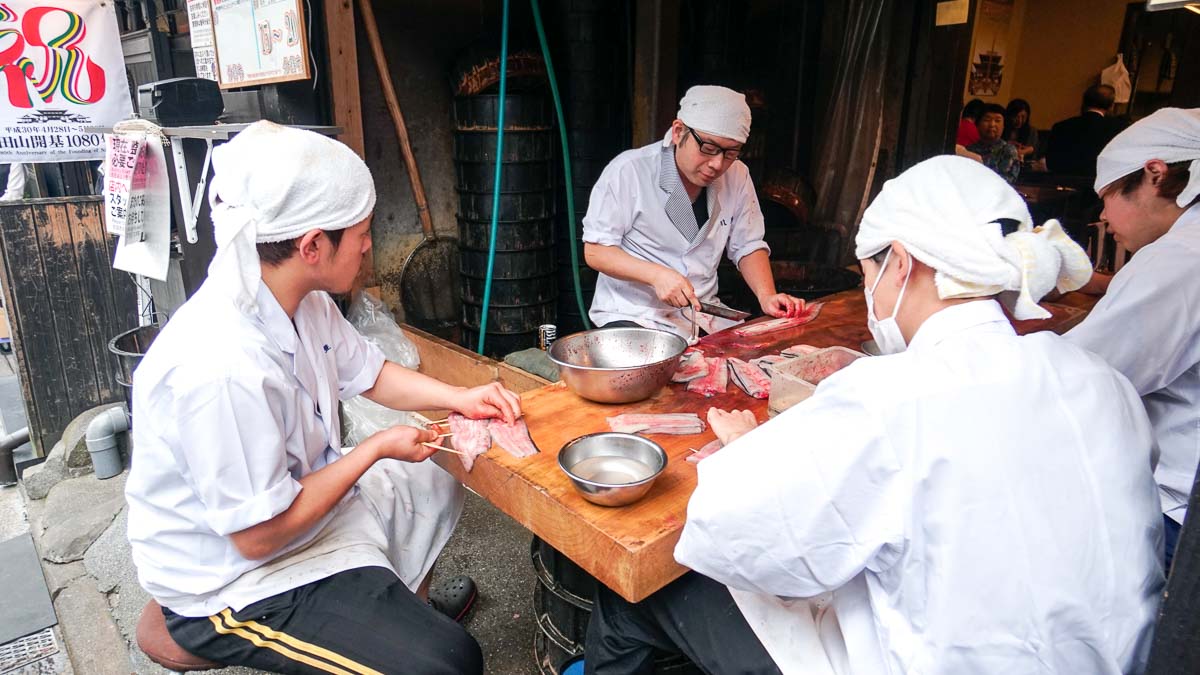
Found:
[855,156,1092,320]
[676,85,752,143]
[1094,107,1200,207]
[207,121,376,314]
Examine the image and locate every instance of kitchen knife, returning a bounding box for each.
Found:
[699,302,751,321]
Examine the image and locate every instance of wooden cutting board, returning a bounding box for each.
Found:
[434,291,1093,602]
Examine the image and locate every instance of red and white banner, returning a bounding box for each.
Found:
[0,1,134,163]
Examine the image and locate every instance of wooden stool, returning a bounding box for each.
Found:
[135,600,222,672]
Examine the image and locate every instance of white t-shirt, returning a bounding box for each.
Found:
[582,133,769,336]
[126,280,386,616]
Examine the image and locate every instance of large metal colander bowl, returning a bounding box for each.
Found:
[548,328,688,403]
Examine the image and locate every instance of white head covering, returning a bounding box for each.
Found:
[676,85,752,143]
[855,156,1093,320]
[1094,107,1200,207]
[207,121,376,314]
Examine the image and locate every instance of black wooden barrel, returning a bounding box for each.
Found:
[531,537,701,675]
[452,88,559,358]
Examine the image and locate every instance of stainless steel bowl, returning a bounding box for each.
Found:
[558,432,668,507]
[548,328,688,403]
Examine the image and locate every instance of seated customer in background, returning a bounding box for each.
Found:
[1005,98,1039,163]
[956,98,985,146]
[968,103,1021,183]
[1046,84,1128,178]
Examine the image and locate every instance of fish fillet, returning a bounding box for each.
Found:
[781,344,820,357]
[607,412,705,435]
[686,438,724,464]
[727,357,771,399]
[733,302,825,337]
[749,354,787,376]
[447,413,492,472]
[490,417,539,458]
[671,350,709,383]
[687,357,728,397]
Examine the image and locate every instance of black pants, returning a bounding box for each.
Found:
[585,572,781,675]
[165,566,482,675]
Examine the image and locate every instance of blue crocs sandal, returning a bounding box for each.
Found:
[428,575,478,623]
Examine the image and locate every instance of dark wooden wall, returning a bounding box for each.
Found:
[0,198,138,455]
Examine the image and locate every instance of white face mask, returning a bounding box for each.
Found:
[864,248,912,355]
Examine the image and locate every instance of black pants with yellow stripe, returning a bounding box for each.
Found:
[164,566,482,675]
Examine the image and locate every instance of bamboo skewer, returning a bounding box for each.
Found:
[423,442,462,455]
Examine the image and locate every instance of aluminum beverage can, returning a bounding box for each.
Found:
[539,324,557,350]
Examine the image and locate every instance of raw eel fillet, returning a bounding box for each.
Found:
[781,344,820,357]
[687,357,728,397]
[749,354,787,376]
[607,413,705,435]
[447,413,492,472]
[686,438,724,464]
[489,417,539,458]
[671,350,709,383]
[733,302,825,337]
[727,357,771,399]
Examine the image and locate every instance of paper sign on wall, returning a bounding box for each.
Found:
[0,1,134,163]
[187,0,218,82]
[211,0,310,89]
[936,0,969,26]
[105,132,172,281]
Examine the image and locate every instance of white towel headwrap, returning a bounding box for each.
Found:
[1094,107,1200,207]
[207,121,376,314]
[676,85,752,143]
[855,156,1093,320]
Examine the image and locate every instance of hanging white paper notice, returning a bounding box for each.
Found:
[936,0,969,26]
[113,137,172,281]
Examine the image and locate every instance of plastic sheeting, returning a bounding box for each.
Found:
[342,292,424,445]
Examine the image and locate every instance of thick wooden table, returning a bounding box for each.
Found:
[434,290,1093,601]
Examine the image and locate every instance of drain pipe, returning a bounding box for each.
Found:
[0,426,30,487]
[86,405,130,480]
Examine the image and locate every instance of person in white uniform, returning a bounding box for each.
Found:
[582,85,802,337]
[584,157,1164,675]
[1065,107,1200,571]
[125,122,521,674]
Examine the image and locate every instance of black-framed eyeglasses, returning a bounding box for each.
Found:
[686,127,742,161]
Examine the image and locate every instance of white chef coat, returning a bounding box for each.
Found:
[126,280,463,616]
[676,300,1164,675]
[582,132,769,336]
[1066,204,1200,525]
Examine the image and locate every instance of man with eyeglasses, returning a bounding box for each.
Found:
[581,85,802,337]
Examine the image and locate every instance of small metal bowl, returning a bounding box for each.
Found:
[861,339,881,356]
[558,432,668,507]
[548,327,688,404]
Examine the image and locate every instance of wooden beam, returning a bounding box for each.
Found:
[632,0,680,146]
[323,0,365,158]
[324,0,373,287]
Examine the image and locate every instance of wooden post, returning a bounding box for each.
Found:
[631,0,679,146]
[323,0,365,158]
[323,0,372,287]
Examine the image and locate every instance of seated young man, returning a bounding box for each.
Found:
[584,157,1163,675]
[126,122,521,674]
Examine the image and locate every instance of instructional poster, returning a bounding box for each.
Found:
[210,0,309,89]
[187,0,217,81]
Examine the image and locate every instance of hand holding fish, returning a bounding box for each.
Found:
[707,408,759,445]
[452,382,523,425]
[370,425,441,463]
[759,292,805,318]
